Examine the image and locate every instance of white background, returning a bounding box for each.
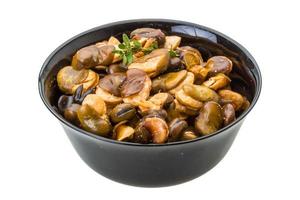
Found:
[0,0,299,199]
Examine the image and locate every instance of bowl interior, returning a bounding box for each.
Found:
[39,19,261,142]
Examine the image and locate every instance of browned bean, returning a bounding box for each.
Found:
[222,103,236,126]
[206,56,233,76]
[218,89,244,111]
[56,30,252,144]
[134,117,169,144]
[168,118,188,142]
[195,101,223,135]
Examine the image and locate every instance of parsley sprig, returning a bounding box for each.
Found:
[142,41,158,54]
[113,34,141,65]
[169,49,179,58]
[113,34,159,65]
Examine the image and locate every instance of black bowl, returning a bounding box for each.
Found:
[38,19,262,187]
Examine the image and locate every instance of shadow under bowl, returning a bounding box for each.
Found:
[38,19,262,187]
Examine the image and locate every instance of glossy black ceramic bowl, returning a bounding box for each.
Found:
[38,19,262,187]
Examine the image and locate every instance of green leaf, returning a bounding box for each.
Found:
[132,40,142,49]
[151,41,158,49]
[142,41,159,54]
[169,49,179,58]
[118,43,126,49]
[122,34,131,48]
[122,54,127,65]
[127,52,133,64]
[142,48,151,54]
[117,34,143,64]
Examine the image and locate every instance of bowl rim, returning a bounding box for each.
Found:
[38,18,262,147]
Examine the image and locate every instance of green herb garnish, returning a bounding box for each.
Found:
[113,34,161,65]
[142,41,158,54]
[112,33,142,65]
[169,49,179,58]
[132,40,142,51]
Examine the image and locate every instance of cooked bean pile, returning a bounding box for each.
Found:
[56,28,250,144]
